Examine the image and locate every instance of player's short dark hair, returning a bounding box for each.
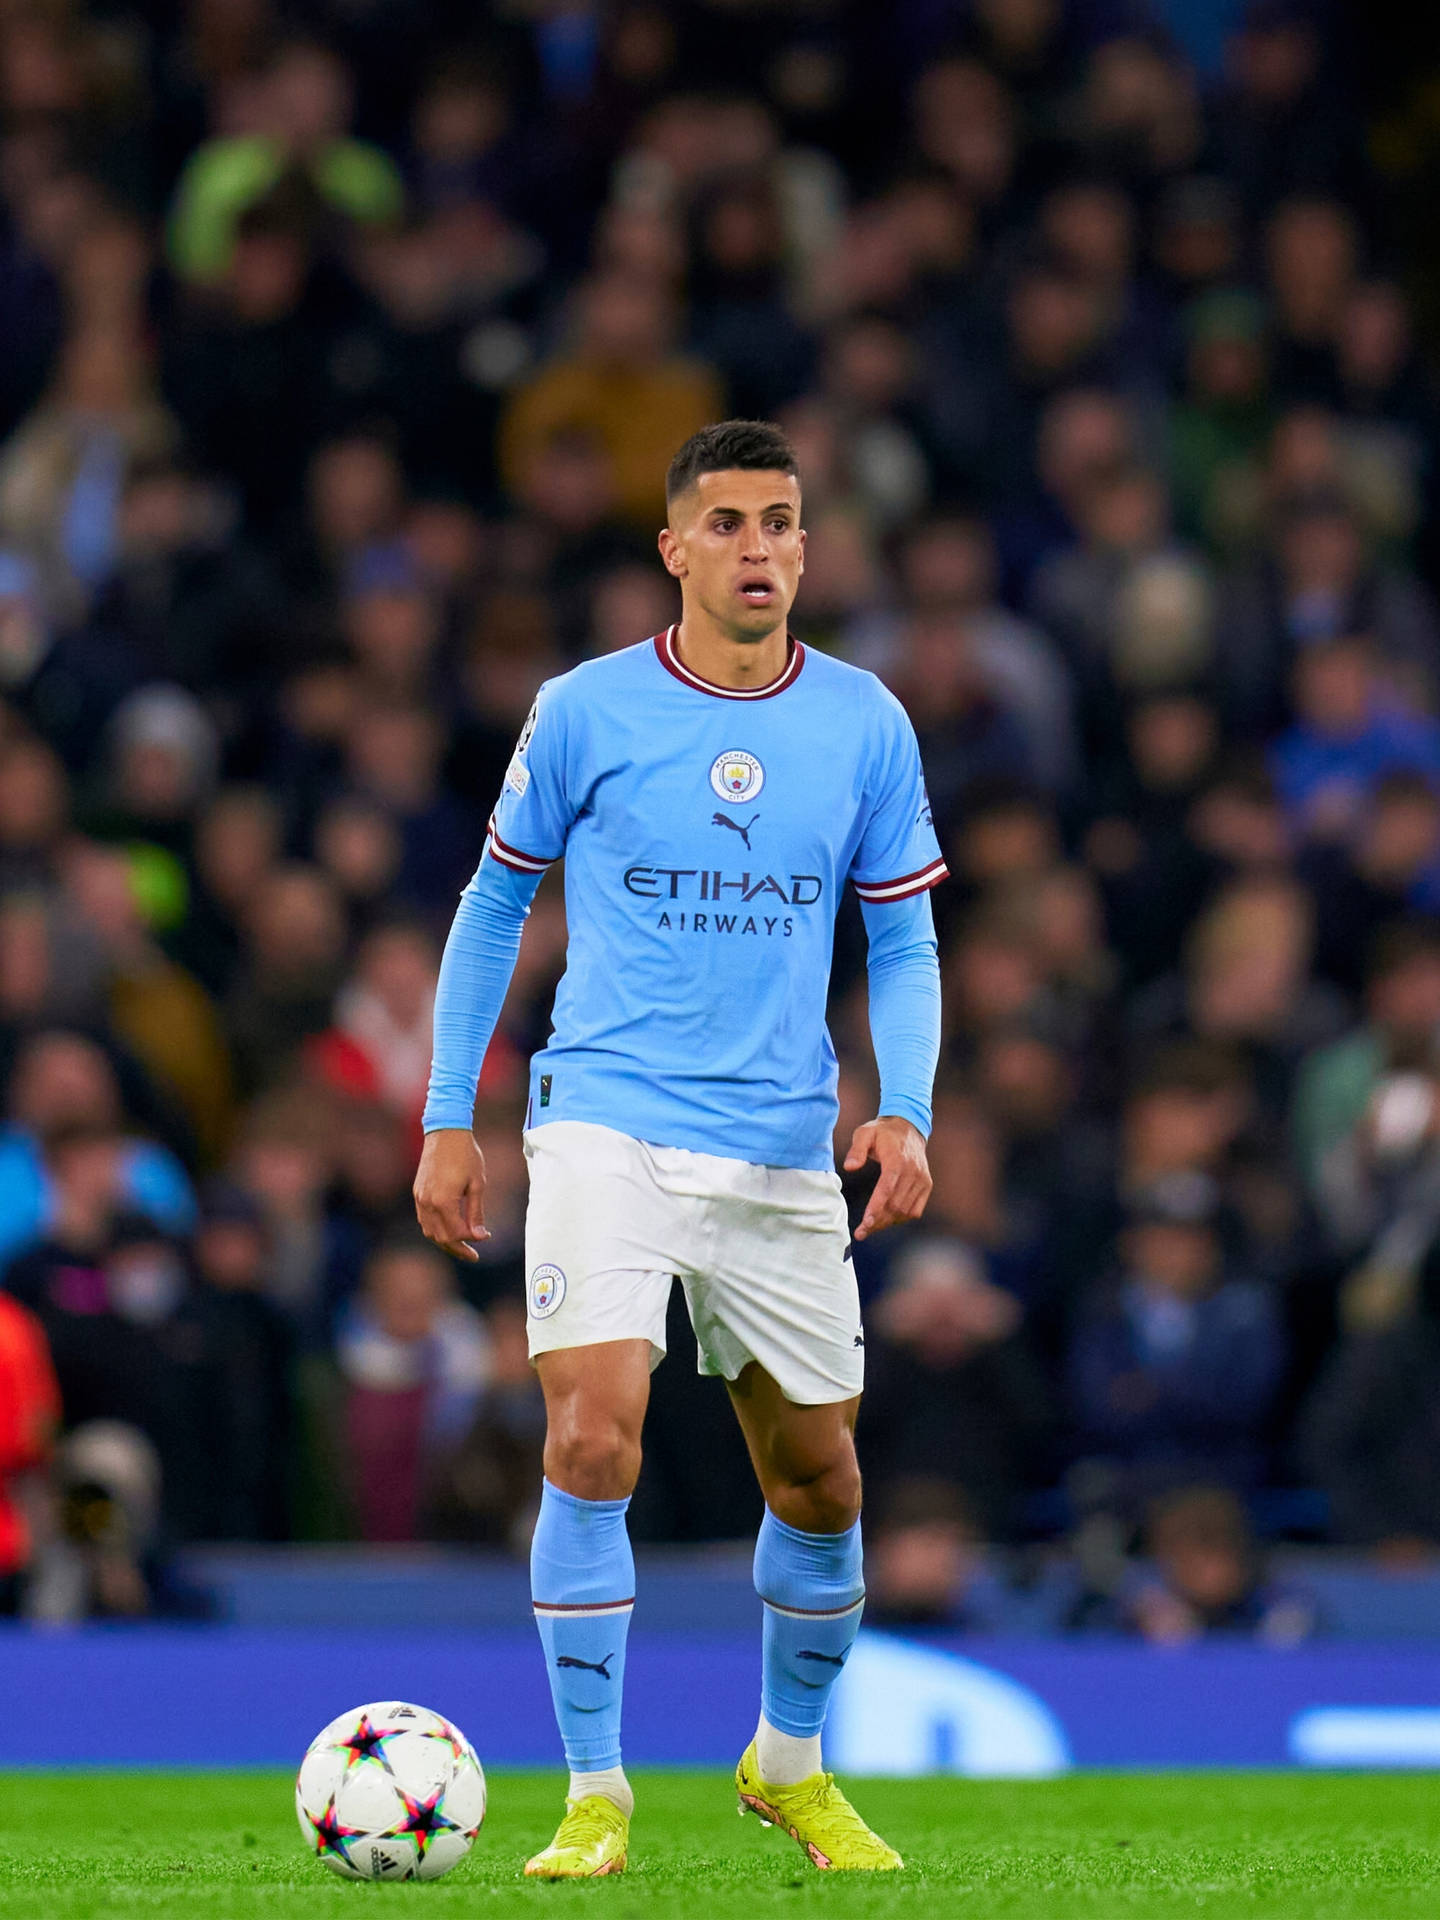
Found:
[665,419,799,509]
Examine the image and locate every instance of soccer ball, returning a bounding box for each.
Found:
[296,1700,486,1880]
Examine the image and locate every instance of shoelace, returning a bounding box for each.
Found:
[788,1775,888,1853]
[552,1799,621,1854]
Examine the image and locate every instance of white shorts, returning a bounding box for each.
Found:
[522,1121,862,1406]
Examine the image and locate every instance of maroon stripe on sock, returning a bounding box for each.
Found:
[757,1593,865,1616]
[532,1597,636,1613]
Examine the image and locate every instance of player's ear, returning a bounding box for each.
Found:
[796,525,805,575]
[657,525,687,579]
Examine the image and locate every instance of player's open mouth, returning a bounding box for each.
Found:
[738,579,776,602]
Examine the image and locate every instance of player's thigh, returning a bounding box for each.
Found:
[726,1360,861,1504]
[524,1121,682,1367]
[684,1161,863,1409]
[536,1339,655,1498]
[536,1341,655,1432]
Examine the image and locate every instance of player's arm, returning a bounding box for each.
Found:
[845,891,941,1240]
[415,684,573,1261]
[844,690,946,1240]
[415,856,542,1260]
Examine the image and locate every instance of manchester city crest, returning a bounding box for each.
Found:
[709,749,765,804]
[529,1263,567,1318]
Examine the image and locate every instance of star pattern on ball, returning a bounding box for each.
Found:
[340,1713,397,1771]
[307,1793,365,1865]
[422,1722,467,1761]
[395,1783,461,1861]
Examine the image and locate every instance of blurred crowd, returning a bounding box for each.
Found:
[4,0,1440,1639]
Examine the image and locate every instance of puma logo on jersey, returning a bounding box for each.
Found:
[711,811,759,851]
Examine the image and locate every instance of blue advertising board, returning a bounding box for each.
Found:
[6,1626,1440,1771]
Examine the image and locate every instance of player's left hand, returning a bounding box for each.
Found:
[844,1115,932,1241]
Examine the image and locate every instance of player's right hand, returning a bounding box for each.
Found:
[413,1127,490,1263]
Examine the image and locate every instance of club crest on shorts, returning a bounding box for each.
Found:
[529,1263,566,1318]
[710,749,764,804]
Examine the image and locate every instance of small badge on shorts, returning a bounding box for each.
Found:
[529,1263,566,1318]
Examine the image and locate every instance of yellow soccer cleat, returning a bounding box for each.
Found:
[523,1794,629,1878]
[735,1741,902,1871]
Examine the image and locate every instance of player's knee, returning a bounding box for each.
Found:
[768,1455,862,1535]
[544,1415,642,1502]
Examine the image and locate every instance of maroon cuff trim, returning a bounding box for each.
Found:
[853,858,949,903]
[486,821,555,873]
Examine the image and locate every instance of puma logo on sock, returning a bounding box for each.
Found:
[556,1653,615,1679]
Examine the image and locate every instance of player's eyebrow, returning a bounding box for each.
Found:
[706,501,796,520]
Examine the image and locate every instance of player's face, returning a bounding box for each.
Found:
[660,468,804,640]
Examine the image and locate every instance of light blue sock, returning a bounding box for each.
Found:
[531,1478,634,1771]
[753,1507,865,1738]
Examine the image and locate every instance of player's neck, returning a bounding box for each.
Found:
[673,614,790,691]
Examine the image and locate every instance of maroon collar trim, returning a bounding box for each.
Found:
[653,624,805,701]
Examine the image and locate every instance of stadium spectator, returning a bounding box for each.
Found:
[884,606,1038,834]
[0,1032,194,1269]
[854,516,1079,794]
[307,921,438,1141]
[0,732,71,887]
[336,1242,490,1543]
[1217,489,1440,738]
[1300,1237,1440,1553]
[1127,874,1348,1133]
[165,208,347,541]
[226,1087,334,1327]
[310,794,404,934]
[0,1288,59,1610]
[859,1239,1051,1543]
[59,838,233,1166]
[1294,919,1440,1235]
[1302,777,1440,993]
[0,326,177,622]
[171,785,284,996]
[688,173,814,418]
[224,866,347,1097]
[189,1180,293,1541]
[24,1419,206,1620]
[1068,1172,1286,1506]
[1089,1485,1317,1645]
[1269,634,1440,842]
[87,458,285,697]
[864,1479,1010,1631]
[166,38,403,285]
[10,1199,215,1539]
[1167,289,1273,552]
[499,273,722,528]
[429,1295,546,1549]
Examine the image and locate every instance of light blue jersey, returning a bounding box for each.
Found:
[473,626,946,1171]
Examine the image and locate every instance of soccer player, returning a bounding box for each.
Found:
[415,419,945,1876]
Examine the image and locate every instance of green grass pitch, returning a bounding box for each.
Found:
[0,1770,1437,1918]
